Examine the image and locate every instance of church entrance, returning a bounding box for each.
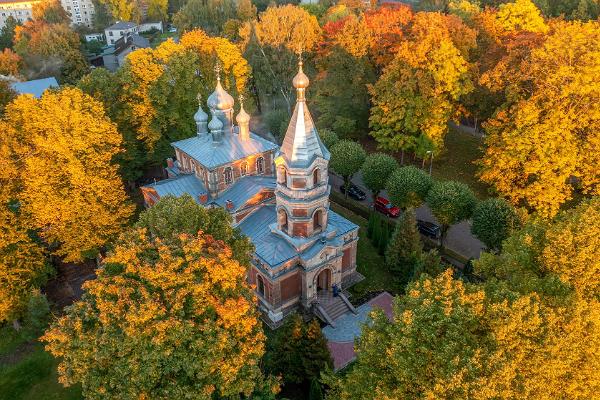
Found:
[316,268,331,292]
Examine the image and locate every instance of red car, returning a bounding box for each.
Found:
[374,196,401,218]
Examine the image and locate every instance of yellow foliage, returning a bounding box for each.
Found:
[43,228,267,399]
[495,0,548,34]
[2,88,134,262]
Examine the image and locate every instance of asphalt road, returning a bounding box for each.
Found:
[329,172,485,260]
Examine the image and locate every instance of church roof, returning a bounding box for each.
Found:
[150,174,206,200]
[172,131,278,169]
[10,77,58,98]
[213,175,276,212]
[238,205,358,269]
[279,61,329,168]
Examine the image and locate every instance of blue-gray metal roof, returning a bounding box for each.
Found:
[213,176,276,211]
[148,174,206,201]
[172,132,278,169]
[10,77,58,98]
[238,205,358,268]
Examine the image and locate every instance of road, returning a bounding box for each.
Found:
[329,172,485,260]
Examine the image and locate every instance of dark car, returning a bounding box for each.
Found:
[374,196,401,217]
[340,184,367,201]
[417,220,441,239]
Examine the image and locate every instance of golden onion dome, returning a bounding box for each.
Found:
[236,101,250,125]
[292,60,310,89]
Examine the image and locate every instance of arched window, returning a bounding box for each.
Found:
[257,275,265,297]
[240,162,248,176]
[256,157,265,174]
[224,167,233,185]
[278,166,287,186]
[313,209,323,231]
[278,208,288,232]
[313,168,320,186]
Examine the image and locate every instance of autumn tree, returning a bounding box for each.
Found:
[329,140,366,198]
[136,194,254,266]
[369,12,475,156]
[0,48,22,76]
[240,5,321,112]
[0,79,17,114]
[95,0,143,22]
[426,180,477,247]
[361,153,398,199]
[43,228,271,399]
[173,0,238,35]
[385,166,433,209]
[0,16,19,50]
[471,197,521,251]
[479,20,600,217]
[2,88,133,262]
[32,0,70,24]
[363,4,413,67]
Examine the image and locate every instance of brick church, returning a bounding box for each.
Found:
[141,61,361,326]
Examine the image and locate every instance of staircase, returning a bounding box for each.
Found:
[313,291,357,327]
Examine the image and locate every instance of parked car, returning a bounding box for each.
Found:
[417,220,441,239]
[340,184,367,201]
[374,196,401,217]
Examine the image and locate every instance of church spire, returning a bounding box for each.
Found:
[279,55,329,167]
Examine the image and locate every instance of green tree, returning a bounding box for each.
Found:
[0,16,19,50]
[173,0,237,35]
[264,108,289,141]
[318,128,339,149]
[309,378,324,400]
[43,228,270,399]
[386,166,433,209]
[471,197,521,251]
[386,208,422,286]
[361,153,399,199]
[426,180,477,248]
[135,194,254,266]
[366,211,376,239]
[329,140,366,199]
[0,79,17,115]
[378,219,390,256]
[265,315,332,389]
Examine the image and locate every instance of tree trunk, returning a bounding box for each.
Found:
[439,225,448,249]
[12,319,21,331]
[344,176,350,200]
[400,150,404,165]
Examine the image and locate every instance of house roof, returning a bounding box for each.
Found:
[172,131,278,169]
[106,21,137,30]
[149,174,206,201]
[213,175,276,211]
[238,205,358,268]
[10,77,58,98]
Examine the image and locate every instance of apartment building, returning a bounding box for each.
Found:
[0,0,37,28]
[59,0,95,28]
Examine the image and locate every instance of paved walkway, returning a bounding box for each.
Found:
[322,292,394,370]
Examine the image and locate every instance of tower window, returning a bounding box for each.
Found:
[240,162,248,176]
[313,209,323,231]
[256,157,265,174]
[278,208,288,232]
[224,167,233,185]
[257,275,265,297]
[278,166,287,186]
[313,168,320,186]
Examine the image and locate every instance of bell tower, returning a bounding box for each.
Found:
[274,57,331,240]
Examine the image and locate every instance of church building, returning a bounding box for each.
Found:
[141,61,361,327]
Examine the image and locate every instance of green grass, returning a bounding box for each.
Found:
[330,203,401,300]
[0,327,82,400]
[431,127,491,199]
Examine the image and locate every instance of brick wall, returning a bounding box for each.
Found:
[280,272,301,301]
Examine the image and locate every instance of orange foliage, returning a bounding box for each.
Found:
[0,48,21,76]
[364,4,413,66]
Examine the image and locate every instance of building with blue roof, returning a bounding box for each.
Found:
[10,77,58,98]
[141,62,360,327]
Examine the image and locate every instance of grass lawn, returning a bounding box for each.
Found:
[0,327,82,400]
[330,203,402,300]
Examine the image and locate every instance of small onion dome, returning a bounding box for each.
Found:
[207,79,235,111]
[236,103,250,125]
[194,104,208,123]
[208,113,223,131]
[292,61,309,89]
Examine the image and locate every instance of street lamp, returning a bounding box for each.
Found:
[426,150,433,176]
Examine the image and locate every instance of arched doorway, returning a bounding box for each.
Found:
[315,268,331,292]
[257,275,265,297]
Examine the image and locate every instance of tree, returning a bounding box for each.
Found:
[318,128,339,149]
[325,269,600,399]
[173,0,238,35]
[329,140,366,198]
[385,166,433,209]
[378,219,390,255]
[3,88,134,262]
[471,197,521,251]
[32,0,69,24]
[478,21,600,217]
[363,4,413,67]
[0,207,49,325]
[265,315,332,389]
[43,228,270,399]
[0,79,17,114]
[361,153,399,199]
[0,16,19,50]
[95,0,143,23]
[135,194,254,266]
[0,48,21,76]
[386,208,422,286]
[146,0,168,21]
[426,180,476,248]
[369,13,475,155]
[309,378,324,400]
[495,0,548,34]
